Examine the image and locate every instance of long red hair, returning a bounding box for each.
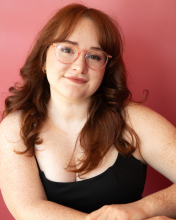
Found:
[2,3,144,178]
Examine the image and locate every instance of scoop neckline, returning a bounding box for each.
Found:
[38,153,146,185]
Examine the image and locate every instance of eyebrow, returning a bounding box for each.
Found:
[63,40,102,50]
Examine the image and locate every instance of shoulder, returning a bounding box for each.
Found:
[123,101,176,144]
[124,101,174,133]
[0,110,23,129]
[124,102,176,182]
[0,111,47,218]
[124,101,160,120]
[0,110,24,150]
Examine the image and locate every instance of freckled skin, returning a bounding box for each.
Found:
[1,16,176,220]
[122,103,176,219]
[125,103,176,183]
[1,101,176,219]
[0,112,88,219]
[35,116,120,182]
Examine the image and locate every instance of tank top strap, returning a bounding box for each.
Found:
[34,155,41,172]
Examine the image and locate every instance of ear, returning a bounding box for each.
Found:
[43,60,46,68]
[42,45,50,72]
[42,62,46,73]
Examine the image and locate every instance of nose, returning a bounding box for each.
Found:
[71,52,87,74]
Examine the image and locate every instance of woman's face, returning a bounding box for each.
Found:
[45,18,105,103]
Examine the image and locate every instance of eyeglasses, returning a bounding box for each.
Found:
[52,42,112,70]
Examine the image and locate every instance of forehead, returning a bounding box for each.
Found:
[66,18,100,46]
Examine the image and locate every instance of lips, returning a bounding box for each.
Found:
[65,76,88,84]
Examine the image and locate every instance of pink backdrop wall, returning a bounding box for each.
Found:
[0,0,175,219]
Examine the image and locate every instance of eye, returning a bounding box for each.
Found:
[60,47,74,54]
[87,54,102,61]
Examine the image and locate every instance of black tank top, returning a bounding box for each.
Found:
[35,153,147,213]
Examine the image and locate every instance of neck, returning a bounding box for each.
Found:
[47,94,90,134]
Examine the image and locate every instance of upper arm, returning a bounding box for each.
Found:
[0,111,47,219]
[125,103,176,183]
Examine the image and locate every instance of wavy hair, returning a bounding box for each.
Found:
[2,3,145,178]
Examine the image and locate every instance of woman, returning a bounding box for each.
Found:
[0,3,175,220]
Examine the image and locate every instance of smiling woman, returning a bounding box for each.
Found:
[45,18,106,102]
[0,3,176,220]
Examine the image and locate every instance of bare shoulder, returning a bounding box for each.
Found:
[0,110,30,156]
[124,102,175,132]
[0,111,23,147]
[125,101,167,121]
[0,110,22,128]
[0,111,47,219]
[124,102,176,183]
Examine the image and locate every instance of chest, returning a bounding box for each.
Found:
[37,151,147,213]
[35,121,145,183]
[35,128,119,182]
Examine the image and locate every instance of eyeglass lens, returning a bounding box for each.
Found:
[55,42,107,70]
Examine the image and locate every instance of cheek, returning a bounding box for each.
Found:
[45,47,69,74]
[46,59,69,76]
[91,72,105,90]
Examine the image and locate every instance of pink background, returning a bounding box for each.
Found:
[0,0,175,219]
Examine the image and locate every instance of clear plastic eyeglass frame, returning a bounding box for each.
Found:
[52,42,112,70]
